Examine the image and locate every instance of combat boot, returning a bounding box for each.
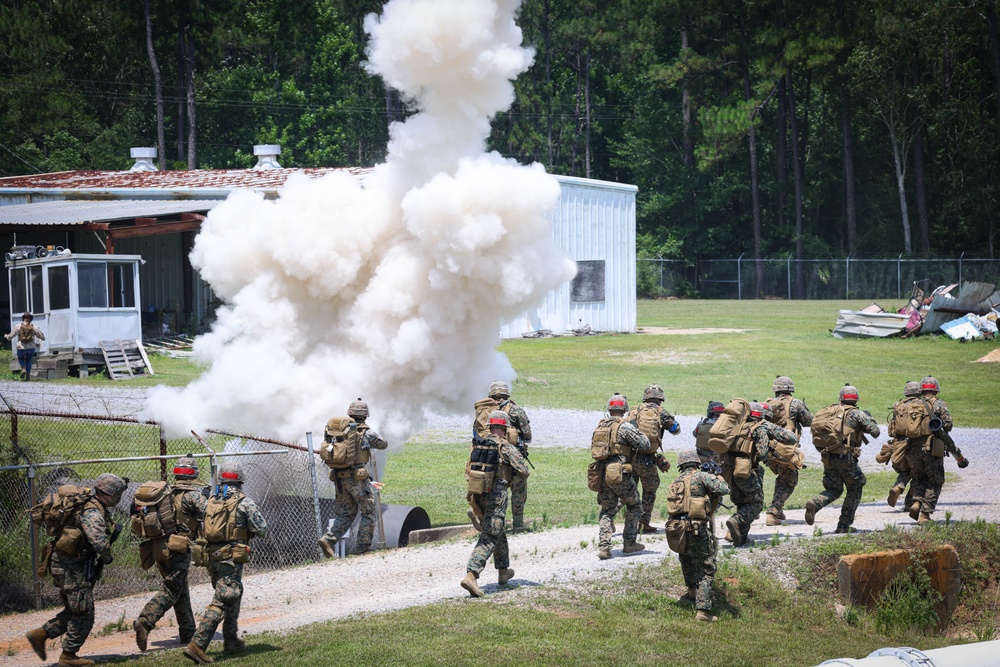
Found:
[623,541,645,554]
[804,500,817,526]
[725,516,743,546]
[183,641,214,664]
[460,571,483,598]
[695,610,718,622]
[317,535,337,559]
[25,627,47,661]
[834,525,855,534]
[57,652,95,666]
[134,619,149,652]
[498,568,515,585]
[776,509,786,521]
[765,513,781,526]
[918,512,933,525]
[223,637,246,653]
[639,522,657,534]
[680,587,696,602]
[597,549,611,560]
[908,502,921,521]
[887,485,904,508]
[467,508,482,532]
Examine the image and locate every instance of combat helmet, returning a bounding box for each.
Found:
[749,401,767,420]
[677,449,701,469]
[488,381,511,399]
[607,393,629,414]
[903,381,921,397]
[94,473,127,504]
[839,384,859,404]
[488,410,509,429]
[173,454,199,479]
[772,375,795,394]
[219,461,244,485]
[706,401,726,417]
[920,376,940,394]
[348,397,369,420]
[642,384,665,402]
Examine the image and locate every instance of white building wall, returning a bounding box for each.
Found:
[499,175,637,339]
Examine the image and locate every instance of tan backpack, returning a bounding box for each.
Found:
[202,491,246,543]
[591,417,623,461]
[892,398,932,439]
[706,399,754,454]
[811,405,854,454]
[131,481,178,539]
[30,484,94,537]
[320,417,362,469]
[766,395,798,436]
[628,404,662,450]
[17,324,35,344]
[474,398,519,445]
[666,474,708,520]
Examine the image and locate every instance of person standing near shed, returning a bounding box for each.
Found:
[6,312,44,380]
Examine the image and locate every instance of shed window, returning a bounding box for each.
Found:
[48,266,70,310]
[570,260,606,303]
[78,263,107,308]
[10,267,44,315]
[77,262,136,309]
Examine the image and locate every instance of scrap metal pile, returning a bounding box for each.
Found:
[832,281,1000,340]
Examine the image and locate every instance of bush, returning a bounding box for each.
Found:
[873,562,942,636]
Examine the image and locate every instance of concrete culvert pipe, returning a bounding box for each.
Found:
[817,640,1000,666]
[333,504,431,555]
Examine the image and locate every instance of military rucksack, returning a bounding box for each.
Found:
[320,417,362,469]
[892,398,932,439]
[30,484,94,537]
[811,405,854,454]
[706,399,754,454]
[591,417,623,461]
[467,436,500,494]
[666,473,708,520]
[474,397,519,445]
[766,395,795,433]
[628,404,662,451]
[17,324,35,345]
[131,481,179,539]
[202,490,247,543]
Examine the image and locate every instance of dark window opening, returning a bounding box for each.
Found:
[571,260,606,303]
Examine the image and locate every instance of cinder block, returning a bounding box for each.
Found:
[837,545,961,619]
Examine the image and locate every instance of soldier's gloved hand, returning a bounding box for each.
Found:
[667,422,680,435]
[100,550,113,565]
[956,455,970,469]
[655,455,671,472]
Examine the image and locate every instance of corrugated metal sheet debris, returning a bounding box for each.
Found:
[921,282,1000,333]
[832,311,910,338]
[0,199,223,225]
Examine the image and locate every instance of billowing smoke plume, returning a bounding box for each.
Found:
[145,0,575,447]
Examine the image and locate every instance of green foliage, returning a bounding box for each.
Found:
[873,563,942,636]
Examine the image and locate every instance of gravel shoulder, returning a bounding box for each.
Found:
[1,404,995,664]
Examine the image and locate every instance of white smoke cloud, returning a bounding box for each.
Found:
[145,0,575,447]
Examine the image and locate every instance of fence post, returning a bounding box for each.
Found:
[845,255,851,298]
[959,251,964,286]
[159,430,168,481]
[897,254,902,299]
[737,253,744,301]
[305,431,323,541]
[787,254,792,300]
[28,465,41,609]
[659,258,664,292]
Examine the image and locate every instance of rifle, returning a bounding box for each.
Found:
[83,522,122,583]
[516,439,535,470]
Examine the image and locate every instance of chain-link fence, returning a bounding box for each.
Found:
[639,255,1000,300]
[0,386,339,613]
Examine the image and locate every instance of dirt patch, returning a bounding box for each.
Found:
[638,327,748,335]
[974,348,1000,363]
[603,349,722,365]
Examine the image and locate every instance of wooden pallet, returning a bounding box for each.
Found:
[99,339,155,380]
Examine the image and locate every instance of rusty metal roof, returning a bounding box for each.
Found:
[0,199,223,226]
[0,167,372,192]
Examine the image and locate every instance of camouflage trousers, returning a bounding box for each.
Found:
[42,553,94,654]
[192,559,243,649]
[136,549,195,642]
[634,453,661,525]
[510,471,527,528]
[726,459,764,541]
[907,445,945,515]
[467,481,509,575]
[598,469,640,551]
[765,460,798,517]
[324,475,378,554]
[811,455,867,529]
[678,520,717,612]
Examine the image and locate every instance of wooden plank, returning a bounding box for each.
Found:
[116,340,135,378]
[135,340,154,376]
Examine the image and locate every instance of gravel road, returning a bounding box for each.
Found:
[0,398,995,665]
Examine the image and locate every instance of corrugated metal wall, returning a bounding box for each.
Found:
[499,175,637,339]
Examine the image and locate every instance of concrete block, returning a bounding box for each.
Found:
[837,545,962,619]
[407,525,478,545]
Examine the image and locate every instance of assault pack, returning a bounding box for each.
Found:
[591,417,624,461]
[203,490,247,544]
[320,417,365,469]
[474,398,519,445]
[130,481,178,539]
[891,398,932,439]
[706,399,755,454]
[666,474,709,520]
[17,324,35,344]
[627,404,662,450]
[30,484,94,537]
[467,437,500,495]
[766,395,794,433]
[810,405,854,454]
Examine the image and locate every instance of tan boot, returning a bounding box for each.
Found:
[134,619,148,652]
[498,568,515,585]
[695,610,718,622]
[223,637,246,653]
[908,502,921,521]
[597,549,611,560]
[183,642,214,664]
[25,627,47,661]
[680,587,696,602]
[317,536,337,559]
[918,512,933,525]
[639,523,657,534]
[887,485,903,508]
[461,571,483,598]
[623,541,645,554]
[804,500,817,526]
[765,513,781,526]
[57,653,95,667]
[725,516,743,546]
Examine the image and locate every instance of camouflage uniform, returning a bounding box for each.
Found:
[466,434,528,576]
[190,487,267,653]
[809,408,880,531]
[906,395,952,518]
[629,402,679,527]
[500,401,532,530]
[134,483,207,643]
[597,420,650,553]
[674,467,730,612]
[321,425,388,554]
[723,421,796,544]
[41,496,114,656]
[764,395,812,521]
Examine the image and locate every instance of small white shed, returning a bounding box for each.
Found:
[6,251,143,354]
[499,175,638,338]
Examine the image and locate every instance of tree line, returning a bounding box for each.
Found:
[2,0,998,286]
